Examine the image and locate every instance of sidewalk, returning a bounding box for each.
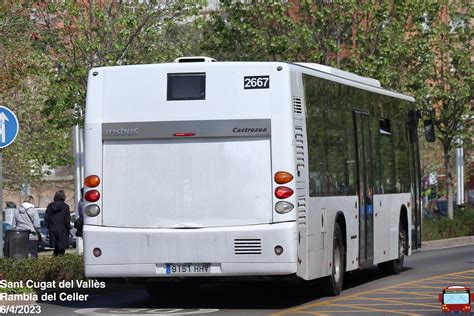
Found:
[422,235,474,251]
[38,248,76,257]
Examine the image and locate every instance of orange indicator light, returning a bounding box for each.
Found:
[274,171,294,184]
[84,175,100,188]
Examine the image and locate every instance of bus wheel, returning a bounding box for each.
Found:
[378,222,406,275]
[323,223,345,296]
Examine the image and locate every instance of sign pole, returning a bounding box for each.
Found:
[0,106,20,258]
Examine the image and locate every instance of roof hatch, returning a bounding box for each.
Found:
[174,56,217,63]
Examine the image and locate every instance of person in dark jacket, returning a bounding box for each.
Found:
[45,190,71,256]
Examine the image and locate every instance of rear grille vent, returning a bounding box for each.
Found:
[234,239,262,255]
[297,196,307,226]
[293,97,303,114]
[295,127,305,179]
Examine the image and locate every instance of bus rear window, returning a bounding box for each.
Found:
[167,73,205,101]
[443,292,469,304]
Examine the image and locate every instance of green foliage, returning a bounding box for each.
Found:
[1,1,204,187]
[0,254,84,290]
[34,0,205,128]
[346,1,439,91]
[416,0,472,219]
[202,0,299,61]
[202,0,358,64]
[0,283,33,295]
[423,206,474,241]
[0,3,71,187]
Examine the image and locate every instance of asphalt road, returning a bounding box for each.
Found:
[29,245,474,316]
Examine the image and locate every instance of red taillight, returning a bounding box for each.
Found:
[274,171,294,184]
[275,186,294,199]
[84,175,100,188]
[84,190,100,202]
[173,133,195,137]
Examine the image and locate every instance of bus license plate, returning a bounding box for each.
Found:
[165,263,211,275]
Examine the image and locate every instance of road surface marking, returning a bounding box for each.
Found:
[274,268,474,316]
[75,308,220,315]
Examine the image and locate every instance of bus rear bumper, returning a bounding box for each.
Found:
[85,262,297,278]
[84,222,298,278]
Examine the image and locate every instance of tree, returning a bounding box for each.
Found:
[202,0,357,65]
[416,0,473,219]
[32,0,205,127]
[0,3,70,188]
[202,0,302,61]
[345,1,439,92]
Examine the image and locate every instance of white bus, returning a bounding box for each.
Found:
[83,57,423,296]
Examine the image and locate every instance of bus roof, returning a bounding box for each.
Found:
[90,60,415,103]
[289,62,415,103]
[295,62,381,88]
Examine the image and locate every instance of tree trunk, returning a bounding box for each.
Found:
[443,144,454,220]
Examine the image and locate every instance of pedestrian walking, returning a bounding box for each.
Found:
[45,190,71,256]
[11,195,41,258]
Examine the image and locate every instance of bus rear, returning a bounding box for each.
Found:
[83,61,299,279]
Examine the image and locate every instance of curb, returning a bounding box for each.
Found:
[422,235,474,251]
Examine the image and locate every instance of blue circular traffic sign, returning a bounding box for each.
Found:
[0,106,19,149]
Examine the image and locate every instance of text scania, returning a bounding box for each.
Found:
[232,127,267,133]
[104,128,138,136]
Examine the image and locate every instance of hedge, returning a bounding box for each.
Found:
[0,254,84,293]
[423,206,474,241]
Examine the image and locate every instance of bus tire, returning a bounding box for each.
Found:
[323,223,345,296]
[378,222,406,275]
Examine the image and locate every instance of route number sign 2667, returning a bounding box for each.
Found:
[244,76,270,89]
